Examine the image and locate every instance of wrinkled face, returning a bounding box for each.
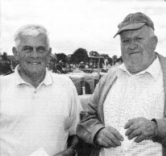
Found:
[13,34,51,78]
[120,26,157,74]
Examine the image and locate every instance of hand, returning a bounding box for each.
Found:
[95,126,124,148]
[124,117,157,143]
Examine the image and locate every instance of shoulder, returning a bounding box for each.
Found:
[51,72,72,82]
[93,66,118,95]
[158,53,166,63]
[49,73,78,96]
[0,73,15,82]
[50,72,74,87]
[157,53,166,71]
[0,73,15,88]
[100,65,118,83]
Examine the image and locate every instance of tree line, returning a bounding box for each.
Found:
[0,48,122,75]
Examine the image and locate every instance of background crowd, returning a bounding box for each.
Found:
[0,49,123,76]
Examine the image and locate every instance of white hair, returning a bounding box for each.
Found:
[14,24,50,48]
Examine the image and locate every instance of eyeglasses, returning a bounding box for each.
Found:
[21,46,48,54]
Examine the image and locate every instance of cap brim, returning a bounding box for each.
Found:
[113,23,145,38]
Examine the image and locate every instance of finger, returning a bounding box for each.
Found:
[134,134,145,143]
[128,128,141,140]
[107,127,124,141]
[103,134,117,147]
[96,128,116,147]
[105,133,121,147]
[111,134,122,146]
[124,119,133,129]
[99,139,111,147]
[98,133,117,148]
[125,124,139,137]
[104,138,117,148]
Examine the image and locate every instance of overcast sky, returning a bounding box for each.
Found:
[1,0,166,57]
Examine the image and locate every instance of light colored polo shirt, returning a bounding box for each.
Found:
[0,67,82,156]
[101,57,164,156]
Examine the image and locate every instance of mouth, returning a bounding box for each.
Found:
[129,52,141,55]
[28,62,41,65]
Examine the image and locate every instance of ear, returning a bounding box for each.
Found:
[12,47,19,61]
[48,48,52,55]
[151,35,158,51]
[47,48,52,62]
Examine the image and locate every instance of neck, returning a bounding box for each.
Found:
[127,54,157,75]
[18,67,46,88]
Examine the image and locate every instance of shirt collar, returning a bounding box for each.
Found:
[41,68,53,86]
[14,65,53,86]
[14,65,27,86]
[118,56,161,81]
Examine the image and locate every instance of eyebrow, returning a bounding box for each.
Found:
[22,46,46,48]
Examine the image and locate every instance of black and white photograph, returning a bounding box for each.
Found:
[1,0,166,156]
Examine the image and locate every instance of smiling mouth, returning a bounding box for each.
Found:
[28,62,41,65]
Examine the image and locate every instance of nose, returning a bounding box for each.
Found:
[31,48,39,58]
[128,40,138,50]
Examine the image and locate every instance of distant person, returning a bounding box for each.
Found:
[77,12,166,156]
[0,24,82,156]
[0,60,13,75]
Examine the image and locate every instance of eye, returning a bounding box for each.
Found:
[36,46,46,53]
[22,46,33,53]
[135,37,143,41]
[122,39,130,44]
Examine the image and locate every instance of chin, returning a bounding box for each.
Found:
[126,64,141,74]
[27,70,43,76]
[129,67,143,74]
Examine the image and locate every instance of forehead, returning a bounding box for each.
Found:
[19,34,48,47]
[120,26,148,39]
